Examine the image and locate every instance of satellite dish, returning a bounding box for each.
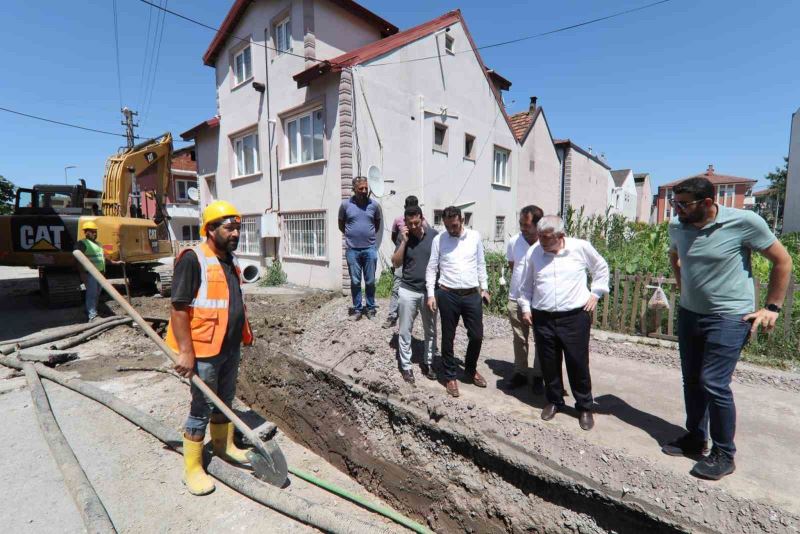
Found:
[367,165,384,197]
[187,187,200,202]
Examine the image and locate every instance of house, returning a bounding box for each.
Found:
[508,97,562,215]
[188,1,559,290]
[554,139,613,218]
[785,107,800,234]
[609,169,638,221]
[654,165,756,223]
[633,172,654,223]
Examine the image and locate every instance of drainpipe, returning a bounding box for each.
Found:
[264,27,274,213]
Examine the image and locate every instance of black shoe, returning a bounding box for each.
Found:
[541,403,559,421]
[383,316,397,328]
[350,310,363,321]
[401,369,415,385]
[365,309,377,320]
[421,364,437,381]
[691,448,735,480]
[578,411,595,431]
[530,376,544,395]
[661,433,710,457]
[505,373,528,390]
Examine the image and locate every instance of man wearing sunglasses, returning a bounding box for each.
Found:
[663,177,792,480]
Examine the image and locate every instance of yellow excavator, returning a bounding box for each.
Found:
[0,133,176,306]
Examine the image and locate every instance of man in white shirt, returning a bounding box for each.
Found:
[425,206,490,398]
[505,205,544,392]
[518,215,609,430]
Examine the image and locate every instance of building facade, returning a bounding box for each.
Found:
[633,172,654,223]
[785,108,800,234]
[554,139,613,218]
[609,169,638,221]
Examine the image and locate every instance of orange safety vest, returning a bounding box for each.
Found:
[165,242,253,358]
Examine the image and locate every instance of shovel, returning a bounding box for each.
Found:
[73,250,288,487]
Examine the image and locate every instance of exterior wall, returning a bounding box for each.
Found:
[312,1,385,60]
[564,148,611,217]
[195,127,220,208]
[517,116,561,215]
[785,109,800,234]
[350,20,519,265]
[609,171,638,220]
[634,176,652,223]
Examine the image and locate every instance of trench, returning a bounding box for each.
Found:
[238,348,711,534]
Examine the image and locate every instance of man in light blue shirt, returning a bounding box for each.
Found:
[663,176,792,481]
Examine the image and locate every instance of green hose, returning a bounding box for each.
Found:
[288,466,433,534]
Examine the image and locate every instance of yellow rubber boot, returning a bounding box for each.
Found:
[210,422,251,465]
[182,437,215,496]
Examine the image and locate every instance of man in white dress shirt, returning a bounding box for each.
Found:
[505,205,544,393]
[518,215,609,430]
[426,206,490,398]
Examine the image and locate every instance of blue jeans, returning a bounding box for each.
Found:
[185,346,241,437]
[677,307,751,458]
[345,246,377,313]
[85,276,100,320]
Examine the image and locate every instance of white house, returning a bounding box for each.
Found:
[609,169,638,221]
[554,139,613,218]
[183,1,562,290]
[785,107,800,234]
[633,172,654,224]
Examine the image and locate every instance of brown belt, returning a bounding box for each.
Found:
[439,285,479,296]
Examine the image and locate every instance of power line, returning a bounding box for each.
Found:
[136,0,322,64]
[141,0,169,127]
[112,0,124,109]
[0,106,135,139]
[364,0,674,67]
[137,0,156,112]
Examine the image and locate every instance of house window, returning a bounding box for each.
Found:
[286,108,324,165]
[284,211,326,259]
[716,184,735,207]
[464,212,473,227]
[493,146,510,186]
[239,215,261,256]
[464,134,476,160]
[234,132,260,177]
[433,123,448,153]
[275,17,291,54]
[664,188,674,220]
[181,225,200,241]
[445,34,455,54]
[494,216,505,240]
[175,179,198,202]
[233,46,252,86]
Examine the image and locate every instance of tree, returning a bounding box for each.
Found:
[0,175,15,215]
[765,156,788,199]
[760,157,788,232]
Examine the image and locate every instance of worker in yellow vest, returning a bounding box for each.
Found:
[165,200,254,496]
[76,220,122,322]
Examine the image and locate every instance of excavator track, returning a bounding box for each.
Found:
[39,269,83,308]
[154,265,172,297]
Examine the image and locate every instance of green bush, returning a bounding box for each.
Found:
[376,268,394,298]
[259,260,287,287]
[484,251,509,316]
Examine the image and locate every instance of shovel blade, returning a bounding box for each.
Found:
[248,440,288,487]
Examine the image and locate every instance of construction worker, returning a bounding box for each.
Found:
[166,200,254,496]
[76,220,122,322]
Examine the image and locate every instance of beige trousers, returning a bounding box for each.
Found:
[508,300,542,377]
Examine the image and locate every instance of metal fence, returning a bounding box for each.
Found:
[283,211,326,259]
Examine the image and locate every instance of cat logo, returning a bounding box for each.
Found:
[19,225,66,251]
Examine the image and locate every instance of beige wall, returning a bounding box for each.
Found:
[517,115,561,216]
[565,148,612,218]
[634,175,652,223]
[785,109,800,234]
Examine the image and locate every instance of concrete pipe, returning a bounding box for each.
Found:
[241,262,262,284]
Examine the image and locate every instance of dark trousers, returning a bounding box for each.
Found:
[436,288,483,380]
[677,307,751,458]
[532,308,593,412]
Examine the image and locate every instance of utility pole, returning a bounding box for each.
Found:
[121,107,138,150]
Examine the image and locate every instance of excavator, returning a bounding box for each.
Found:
[0,133,176,307]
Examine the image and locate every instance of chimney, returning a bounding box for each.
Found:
[529,96,538,114]
[706,164,714,175]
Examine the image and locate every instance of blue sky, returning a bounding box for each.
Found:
[1,0,798,193]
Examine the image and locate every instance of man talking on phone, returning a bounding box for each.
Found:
[425,206,490,398]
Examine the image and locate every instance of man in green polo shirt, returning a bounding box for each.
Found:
[662,176,793,480]
[76,220,122,322]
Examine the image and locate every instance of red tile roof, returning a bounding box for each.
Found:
[509,111,533,141]
[180,117,220,140]
[202,0,399,67]
[660,165,757,188]
[294,11,461,85]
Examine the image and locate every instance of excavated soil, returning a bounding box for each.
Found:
[236,295,799,534]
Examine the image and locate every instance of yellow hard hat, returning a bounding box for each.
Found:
[82,221,99,232]
[202,200,241,230]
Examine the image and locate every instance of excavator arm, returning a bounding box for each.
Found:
[101,133,173,217]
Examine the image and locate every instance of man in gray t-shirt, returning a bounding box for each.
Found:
[662,176,792,481]
[391,205,438,384]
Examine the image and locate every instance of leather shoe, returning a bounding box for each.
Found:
[578,411,594,431]
[541,403,558,421]
[445,380,460,397]
[470,371,487,388]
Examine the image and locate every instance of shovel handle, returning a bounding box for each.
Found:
[72,250,259,444]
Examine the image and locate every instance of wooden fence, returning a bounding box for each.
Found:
[592,272,799,348]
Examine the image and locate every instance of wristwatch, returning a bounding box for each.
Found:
[766,303,781,313]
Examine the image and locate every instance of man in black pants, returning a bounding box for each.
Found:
[518,215,609,430]
[425,206,490,398]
